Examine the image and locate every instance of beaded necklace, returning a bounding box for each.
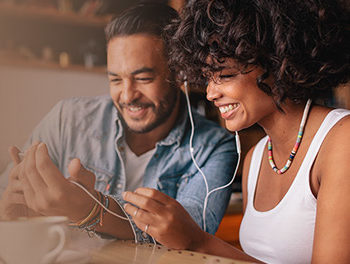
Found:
[267,99,312,174]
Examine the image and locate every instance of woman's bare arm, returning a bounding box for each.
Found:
[311,116,350,264]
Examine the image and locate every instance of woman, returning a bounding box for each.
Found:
[122,0,350,263]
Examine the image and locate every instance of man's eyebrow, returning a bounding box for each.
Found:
[107,68,155,77]
[107,71,119,76]
[131,67,155,75]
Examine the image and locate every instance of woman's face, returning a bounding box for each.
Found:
[206,59,276,131]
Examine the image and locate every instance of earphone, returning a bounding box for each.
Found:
[183,80,241,232]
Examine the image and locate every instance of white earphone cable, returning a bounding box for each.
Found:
[183,80,241,232]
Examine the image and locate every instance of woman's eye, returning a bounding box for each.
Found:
[219,74,237,80]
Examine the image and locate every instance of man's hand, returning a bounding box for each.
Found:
[0,146,31,220]
[123,188,206,250]
[17,142,97,222]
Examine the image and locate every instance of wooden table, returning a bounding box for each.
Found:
[89,240,252,264]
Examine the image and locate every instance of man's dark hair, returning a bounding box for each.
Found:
[167,0,350,104]
[105,2,178,43]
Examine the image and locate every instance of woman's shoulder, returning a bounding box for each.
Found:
[325,111,350,146]
[310,106,350,136]
[322,108,350,139]
[315,107,350,177]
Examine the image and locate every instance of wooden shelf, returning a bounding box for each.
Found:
[0,55,106,75]
[0,2,110,28]
[0,3,108,74]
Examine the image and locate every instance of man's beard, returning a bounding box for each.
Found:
[117,88,178,134]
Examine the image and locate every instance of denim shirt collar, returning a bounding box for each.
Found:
[112,93,188,148]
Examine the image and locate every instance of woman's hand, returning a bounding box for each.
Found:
[123,187,207,250]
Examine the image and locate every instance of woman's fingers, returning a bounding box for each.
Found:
[123,203,157,235]
[122,190,164,213]
[134,187,174,205]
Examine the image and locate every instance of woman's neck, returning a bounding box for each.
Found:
[259,100,310,155]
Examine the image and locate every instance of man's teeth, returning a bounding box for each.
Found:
[219,104,239,114]
[128,106,143,112]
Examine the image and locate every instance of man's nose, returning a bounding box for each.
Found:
[206,80,222,102]
[121,80,137,103]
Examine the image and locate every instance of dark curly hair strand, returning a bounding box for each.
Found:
[166,0,350,104]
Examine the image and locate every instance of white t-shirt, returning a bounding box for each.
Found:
[122,139,156,192]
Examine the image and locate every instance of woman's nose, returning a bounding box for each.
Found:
[206,80,222,102]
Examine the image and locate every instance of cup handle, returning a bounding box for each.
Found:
[41,225,66,264]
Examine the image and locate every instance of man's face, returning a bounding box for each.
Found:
[107,34,178,134]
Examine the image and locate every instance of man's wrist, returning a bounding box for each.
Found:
[68,184,97,222]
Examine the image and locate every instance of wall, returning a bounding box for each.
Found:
[0,65,109,172]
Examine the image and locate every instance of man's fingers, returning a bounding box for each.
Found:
[9,179,24,193]
[18,162,37,208]
[23,143,48,191]
[68,158,96,189]
[9,160,23,180]
[8,146,22,165]
[7,192,27,205]
[35,142,66,186]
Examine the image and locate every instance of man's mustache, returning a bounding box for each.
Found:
[119,101,154,109]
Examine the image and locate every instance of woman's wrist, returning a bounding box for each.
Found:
[188,228,212,253]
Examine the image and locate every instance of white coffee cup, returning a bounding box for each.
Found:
[0,216,68,264]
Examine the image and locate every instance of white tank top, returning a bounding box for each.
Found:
[239,109,350,264]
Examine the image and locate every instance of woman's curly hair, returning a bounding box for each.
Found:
[166,0,350,104]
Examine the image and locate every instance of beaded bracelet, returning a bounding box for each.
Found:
[69,191,101,227]
[99,195,109,227]
[83,192,109,232]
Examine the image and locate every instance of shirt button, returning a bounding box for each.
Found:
[117,183,122,189]
[142,232,148,239]
[154,154,159,158]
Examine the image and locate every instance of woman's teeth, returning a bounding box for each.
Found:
[219,104,239,114]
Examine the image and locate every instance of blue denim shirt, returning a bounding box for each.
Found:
[1,95,238,242]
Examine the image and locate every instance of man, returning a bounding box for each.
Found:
[0,2,238,242]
